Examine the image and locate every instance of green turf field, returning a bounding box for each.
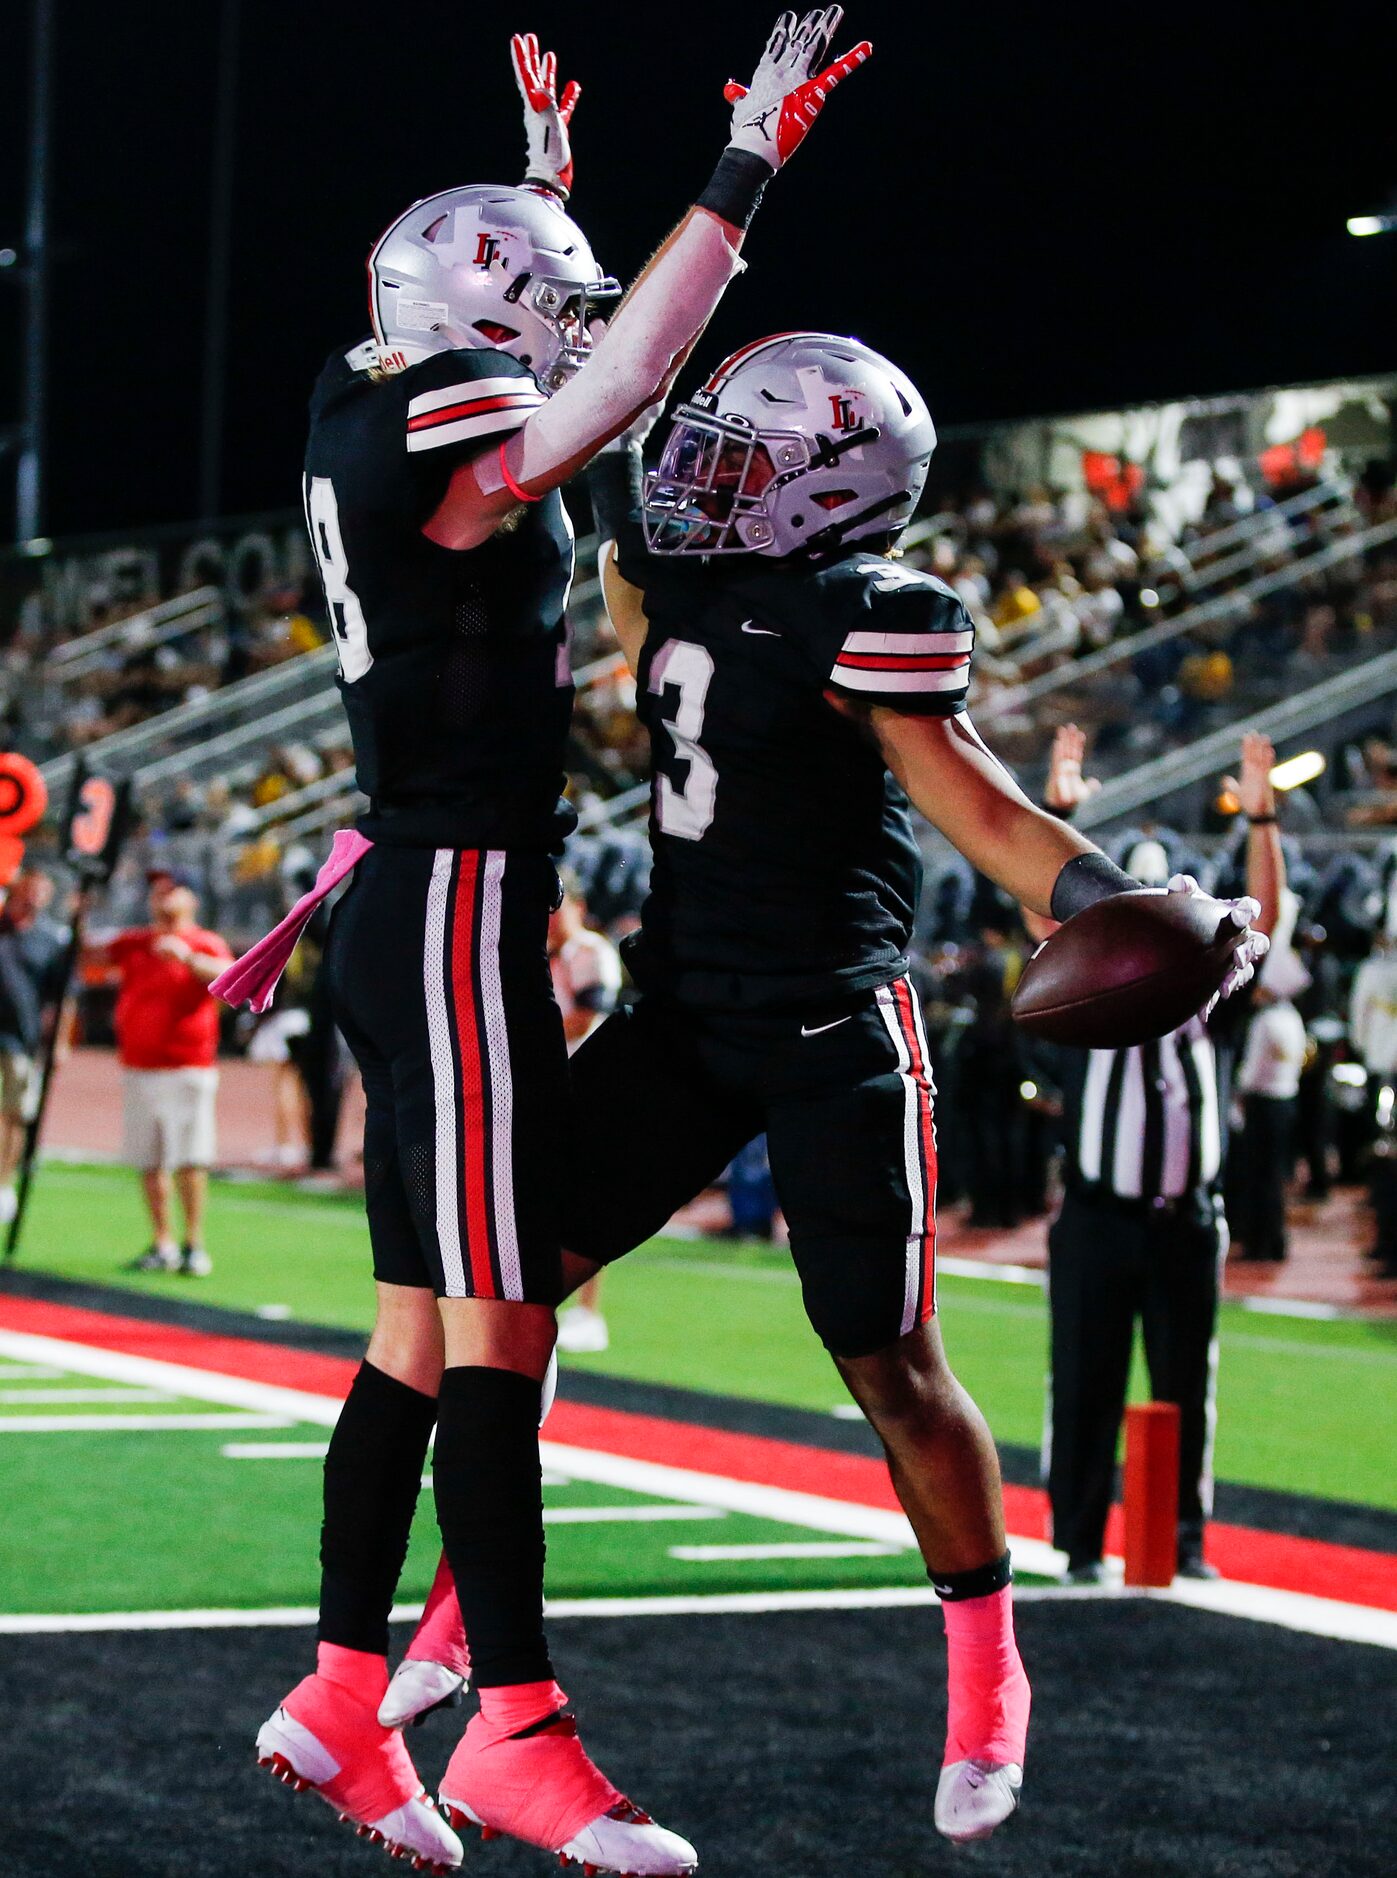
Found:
[11,1160,1397,1519]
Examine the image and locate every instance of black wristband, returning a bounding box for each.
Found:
[696,147,774,231]
[1041,799,1078,822]
[589,444,644,547]
[1246,813,1278,826]
[1050,850,1139,924]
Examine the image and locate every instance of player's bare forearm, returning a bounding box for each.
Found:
[872,709,1098,917]
[599,548,650,673]
[1245,822,1283,938]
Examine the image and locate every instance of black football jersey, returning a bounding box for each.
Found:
[614,527,976,1011]
[304,343,577,851]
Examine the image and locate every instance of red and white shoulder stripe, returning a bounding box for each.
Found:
[830,624,975,695]
[405,376,544,455]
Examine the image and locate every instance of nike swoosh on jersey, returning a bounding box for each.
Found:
[800,1016,853,1037]
[740,621,782,636]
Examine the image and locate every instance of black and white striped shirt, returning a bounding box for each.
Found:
[1053,1011,1241,1202]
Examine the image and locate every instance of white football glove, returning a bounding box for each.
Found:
[1167,874,1269,1016]
[512,31,581,198]
[723,6,872,171]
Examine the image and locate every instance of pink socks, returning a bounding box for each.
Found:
[941,1586,1031,1768]
[407,1553,472,1679]
[441,1681,624,1849]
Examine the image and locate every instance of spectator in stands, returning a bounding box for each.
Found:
[0,872,70,1226]
[550,875,622,1355]
[1232,898,1310,1262]
[91,869,232,1275]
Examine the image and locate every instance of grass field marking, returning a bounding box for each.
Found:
[6,1580,1394,1642]
[0,1365,66,1380]
[542,1504,727,1526]
[0,1386,177,1405]
[669,1542,905,1562]
[0,1585,1113,1636]
[0,1411,295,1433]
[938,1256,1045,1287]
[1153,1576,1397,1651]
[0,1330,344,1428]
[540,1437,1064,1580]
[1221,1333,1397,1366]
[222,1441,332,1459]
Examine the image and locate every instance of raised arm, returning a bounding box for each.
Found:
[1224,731,1283,938]
[424,8,872,552]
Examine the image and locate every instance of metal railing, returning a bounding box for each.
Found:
[1074,646,1397,831]
[1159,480,1355,588]
[979,514,1397,723]
[45,586,224,676]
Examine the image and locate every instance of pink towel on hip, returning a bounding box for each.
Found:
[210,828,372,1014]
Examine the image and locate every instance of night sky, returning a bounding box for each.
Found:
[2,0,1394,541]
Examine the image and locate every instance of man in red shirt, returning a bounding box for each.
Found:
[99,869,232,1274]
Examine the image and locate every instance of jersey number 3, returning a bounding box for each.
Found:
[305,475,373,683]
[648,639,717,842]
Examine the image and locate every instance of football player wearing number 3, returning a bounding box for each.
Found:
[386,327,1268,1844]
[218,13,873,1877]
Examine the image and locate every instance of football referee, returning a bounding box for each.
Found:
[1030,726,1284,1582]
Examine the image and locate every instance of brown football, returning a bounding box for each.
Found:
[1011,888,1247,1049]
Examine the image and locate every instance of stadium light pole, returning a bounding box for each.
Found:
[199,0,241,522]
[15,0,55,545]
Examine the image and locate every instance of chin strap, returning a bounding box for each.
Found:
[802,485,910,556]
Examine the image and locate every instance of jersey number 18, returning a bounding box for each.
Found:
[304,475,373,683]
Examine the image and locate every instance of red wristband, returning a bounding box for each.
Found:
[497,439,540,505]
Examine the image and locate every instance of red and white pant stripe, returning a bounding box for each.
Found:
[875,976,939,1331]
[423,849,521,1300]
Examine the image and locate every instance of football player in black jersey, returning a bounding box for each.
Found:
[220,16,875,1877]
[389,330,1265,1846]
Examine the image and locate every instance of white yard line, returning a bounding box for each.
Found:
[2,1325,1393,1649]
[0,1366,66,1380]
[669,1542,903,1562]
[0,1412,294,1433]
[222,1441,331,1460]
[544,1504,725,1525]
[0,1584,1114,1636]
[0,1387,175,1405]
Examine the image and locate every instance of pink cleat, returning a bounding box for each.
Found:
[256,1644,463,1872]
[438,1684,696,1875]
[934,1586,1031,1844]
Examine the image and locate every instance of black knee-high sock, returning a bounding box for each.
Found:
[432,1365,553,1689]
[318,1360,438,1657]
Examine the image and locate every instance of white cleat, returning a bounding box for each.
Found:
[378,1659,468,1731]
[445,1795,697,1875]
[934,1758,1023,1843]
[558,1801,698,1875]
[255,1708,464,1872]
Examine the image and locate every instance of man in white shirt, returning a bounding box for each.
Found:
[550,876,621,1352]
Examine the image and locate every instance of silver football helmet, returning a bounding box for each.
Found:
[642,332,937,557]
[366,184,620,389]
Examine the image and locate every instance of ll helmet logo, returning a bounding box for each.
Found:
[828,394,860,433]
[473,234,502,267]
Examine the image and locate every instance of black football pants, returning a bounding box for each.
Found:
[1045,1188,1225,1570]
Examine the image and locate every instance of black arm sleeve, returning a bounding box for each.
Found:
[588,444,649,587]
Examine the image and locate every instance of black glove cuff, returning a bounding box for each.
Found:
[696,148,774,231]
[589,444,644,545]
[1050,850,1138,924]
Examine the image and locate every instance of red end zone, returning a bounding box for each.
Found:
[2,1293,1393,1614]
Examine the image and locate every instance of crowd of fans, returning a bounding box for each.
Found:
[6,439,1397,1269]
